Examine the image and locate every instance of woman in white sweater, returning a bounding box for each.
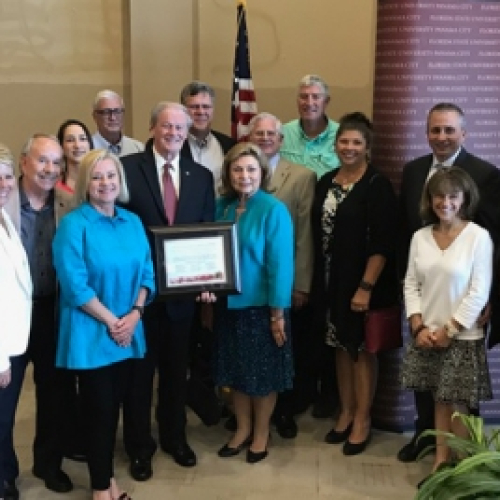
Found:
[0,144,33,500]
[401,167,493,474]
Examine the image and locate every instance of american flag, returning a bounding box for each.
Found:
[231,0,257,141]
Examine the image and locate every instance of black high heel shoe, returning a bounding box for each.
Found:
[246,448,268,464]
[218,435,252,458]
[324,422,353,444]
[342,432,371,456]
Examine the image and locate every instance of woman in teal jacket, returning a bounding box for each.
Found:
[214,143,294,463]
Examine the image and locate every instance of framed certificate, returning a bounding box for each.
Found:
[150,222,241,297]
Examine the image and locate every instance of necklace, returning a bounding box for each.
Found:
[334,165,367,186]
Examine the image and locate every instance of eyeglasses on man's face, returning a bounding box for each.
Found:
[95,108,125,117]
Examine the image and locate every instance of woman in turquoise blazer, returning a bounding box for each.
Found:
[214,143,294,463]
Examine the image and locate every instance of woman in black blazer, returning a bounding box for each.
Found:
[310,112,398,455]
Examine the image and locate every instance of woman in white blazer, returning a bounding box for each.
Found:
[0,143,33,500]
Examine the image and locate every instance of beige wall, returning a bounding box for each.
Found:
[0,0,376,158]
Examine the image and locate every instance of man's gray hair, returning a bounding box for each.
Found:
[248,112,283,137]
[149,102,193,129]
[20,133,60,157]
[179,81,215,105]
[93,89,124,110]
[298,74,330,97]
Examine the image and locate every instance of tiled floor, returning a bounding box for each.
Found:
[14,371,427,499]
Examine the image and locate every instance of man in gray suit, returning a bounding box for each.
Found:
[248,112,316,438]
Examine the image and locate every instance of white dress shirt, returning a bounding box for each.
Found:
[153,147,180,198]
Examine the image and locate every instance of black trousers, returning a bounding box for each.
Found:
[27,297,71,473]
[275,303,338,417]
[78,361,126,490]
[123,302,193,459]
[0,354,26,497]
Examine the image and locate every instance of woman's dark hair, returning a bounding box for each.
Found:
[219,142,270,198]
[335,112,373,150]
[420,167,479,223]
[56,119,94,183]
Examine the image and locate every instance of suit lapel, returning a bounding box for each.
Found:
[180,141,194,161]
[177,158,195,219]
[138,153,167,221]
[269,158,291,195]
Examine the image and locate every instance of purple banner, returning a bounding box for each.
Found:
[371,0,500,431]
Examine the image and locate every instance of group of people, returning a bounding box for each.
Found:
[1,73,500,500]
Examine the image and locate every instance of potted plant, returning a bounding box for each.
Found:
[415,412,500,499]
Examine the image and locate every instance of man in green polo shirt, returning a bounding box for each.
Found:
[281,74,340,178]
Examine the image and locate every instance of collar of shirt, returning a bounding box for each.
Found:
[19,180,55,211]
[188,132,211,149]
[268,153,280,175]
[431,147,461,168]
[153,146,180,197]
[298,116,332,143]
[80,201,127,223]
[95,131,123,154]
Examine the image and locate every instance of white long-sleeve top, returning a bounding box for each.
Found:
[0,207,33,372]
[404,222,493,341]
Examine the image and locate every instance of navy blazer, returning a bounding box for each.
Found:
[121,139,215,320]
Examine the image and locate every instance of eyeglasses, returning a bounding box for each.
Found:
[95,108,125,117]
[253,130,279,138]
[186,104,213,111]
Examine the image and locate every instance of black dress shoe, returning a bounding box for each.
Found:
[246,448,268,464]
[218,436,252,458]
[129,457,152,481]
[32,466,73,493]
[273,415,298,439]
[397,434,435,463]
[342,434,371,456]
[324,422,353,444]
[4,480,19,500]
[161,441,197,467]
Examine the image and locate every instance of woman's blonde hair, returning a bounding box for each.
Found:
[74,149,129,205]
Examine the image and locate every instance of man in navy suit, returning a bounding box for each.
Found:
[120,102,215,479]
[398,102,500,462]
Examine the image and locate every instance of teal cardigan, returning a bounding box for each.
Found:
[216,189,294,309]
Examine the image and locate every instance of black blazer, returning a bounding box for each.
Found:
[121,139,215,320]
[180,130,236,161]
[398,147,500,346]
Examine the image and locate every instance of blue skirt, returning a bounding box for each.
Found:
[213,304,294,397]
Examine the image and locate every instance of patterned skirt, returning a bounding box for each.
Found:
[400,337,492,409]
[213,305,294,397]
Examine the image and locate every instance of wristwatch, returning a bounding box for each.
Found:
[444,320,460,339]
[359,280,374,292]
[131,305,145,318]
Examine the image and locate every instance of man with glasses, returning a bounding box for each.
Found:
[91,89,144,157]
[248,112,316,439]
[180,81,235,193]
[281,74,340,179]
